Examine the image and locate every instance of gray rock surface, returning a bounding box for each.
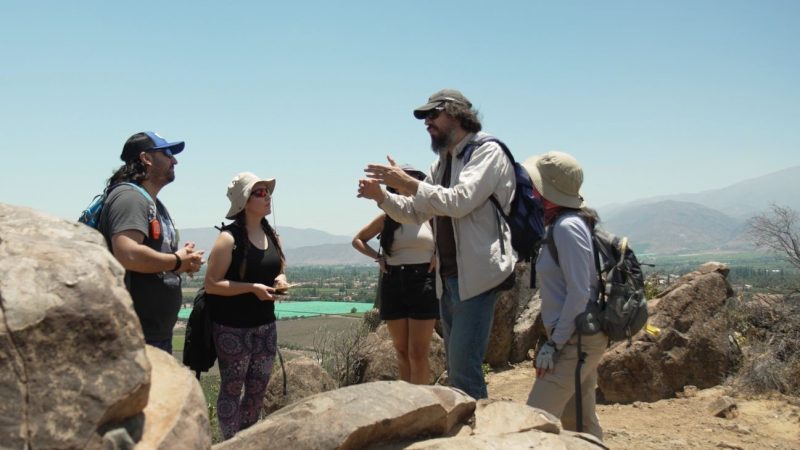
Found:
[135,346,211,449]
[262,355,336,415]
[486,262,538,367]
[510,290,543,363]
[598,262,738,403]
[472,398,561,435]
[213,381,475,450]
[0,204,150,449]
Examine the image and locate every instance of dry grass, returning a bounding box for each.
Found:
[276,315,362,350]
[727,294,800,396]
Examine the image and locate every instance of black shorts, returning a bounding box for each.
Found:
[379,263,439,321]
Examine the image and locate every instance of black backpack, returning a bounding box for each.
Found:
[183,288,216,379]
[182,223,247,378]
[461,136,546,287]
[546,225,648,342]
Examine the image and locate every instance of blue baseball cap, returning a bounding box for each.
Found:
[120,131,185,162]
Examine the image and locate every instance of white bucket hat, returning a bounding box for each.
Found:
[521,151,585,209]
[225,172,276,219]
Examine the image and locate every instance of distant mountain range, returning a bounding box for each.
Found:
[179,166,800,263]
[179,225,372,266]
[598,166,800,255]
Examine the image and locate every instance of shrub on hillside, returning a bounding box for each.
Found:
[727,294,800,396]
[312,323,377,387]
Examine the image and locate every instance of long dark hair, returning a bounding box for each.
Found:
[232,211,286,279]
[379,169,427,256]
[379,215,401,257]
[443,101,482,133]
[106,160,148,189]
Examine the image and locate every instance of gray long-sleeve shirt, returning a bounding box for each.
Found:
[536,212,598,347]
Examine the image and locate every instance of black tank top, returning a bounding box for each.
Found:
[207,234,281,327]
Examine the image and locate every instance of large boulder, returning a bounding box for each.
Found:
[0,204,151,449]
[262,355,336,415]
[485,262,538,367]
[597,262,739,403]
[213,381,475,450]
[510,291,544,363]
[135,346,211,449]
[361,324,446,384]
[381,399,605,449]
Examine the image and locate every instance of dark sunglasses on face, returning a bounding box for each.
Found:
[251,188,270,198]
[149,148,176,158]
[426,106,445,121]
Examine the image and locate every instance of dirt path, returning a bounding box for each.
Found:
[486,361,800,449]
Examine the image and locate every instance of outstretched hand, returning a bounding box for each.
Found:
[363,155,420,196]
[357,178,385,202]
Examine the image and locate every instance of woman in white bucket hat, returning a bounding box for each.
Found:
[203,172,289,440]
[522,152,608,441]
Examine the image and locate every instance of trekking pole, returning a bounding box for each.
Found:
[574,331,586,433]
[277,348,287,396]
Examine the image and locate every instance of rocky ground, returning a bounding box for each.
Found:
[486,361,800,450]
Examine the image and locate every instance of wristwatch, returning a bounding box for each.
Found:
[172,253,182,272]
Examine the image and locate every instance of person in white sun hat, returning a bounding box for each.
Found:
[522,151,608,441]
[203,172,289,440]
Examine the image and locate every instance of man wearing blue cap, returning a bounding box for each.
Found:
[98,131,205,353]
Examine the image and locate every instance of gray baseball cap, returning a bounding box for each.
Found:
[413,89,473,119]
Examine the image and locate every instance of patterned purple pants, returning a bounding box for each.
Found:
[212,322,277,440]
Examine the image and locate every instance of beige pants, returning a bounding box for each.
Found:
[526,332,608,440]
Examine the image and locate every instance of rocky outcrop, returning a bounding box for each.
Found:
[361,324,446,384]
[215,382,605,450]
[597,262,739,403]
[0,204,151,449]
[486,262,541,367]
[262,355,336,415]
[136,346,211,449]
[510,291,544,363]
[214,381,475,450]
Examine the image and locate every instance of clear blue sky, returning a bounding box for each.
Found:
[2,1,798,236]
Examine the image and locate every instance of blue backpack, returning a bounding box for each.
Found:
[78,182,154,229]
[462,136,546,287]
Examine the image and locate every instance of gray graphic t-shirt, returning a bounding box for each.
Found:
[98,184,182,341]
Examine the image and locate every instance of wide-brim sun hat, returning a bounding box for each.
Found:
[225,172,276,219]
[522,151,585,209]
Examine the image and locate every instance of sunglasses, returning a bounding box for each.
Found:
[149,148,176,158]
[250,188,270,198]
[426,106,445,121]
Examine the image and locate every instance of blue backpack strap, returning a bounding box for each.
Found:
[119,182,155,205]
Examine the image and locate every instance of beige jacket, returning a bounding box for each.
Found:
[380,132,517,300]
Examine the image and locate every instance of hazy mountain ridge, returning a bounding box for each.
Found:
[601,166,800,219]
[179,166,798,262]
[599,166,800,255]
[180,225,352,252]
[178,225,370,266]
[602,200,749,255]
